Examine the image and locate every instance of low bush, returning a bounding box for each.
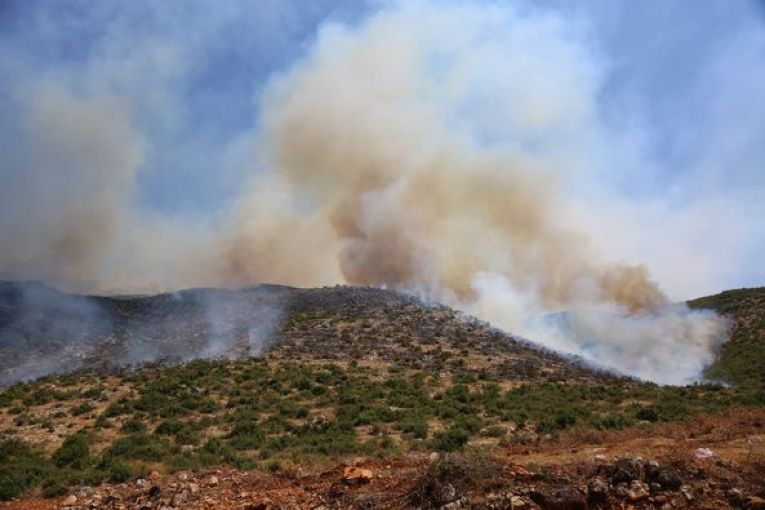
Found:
[431,426,469,452]
[0,439,53,500]
[120,418,148,434]
[101,433,174,463]
[52,432,91,470]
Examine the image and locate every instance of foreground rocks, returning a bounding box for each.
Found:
[2,450,753,510]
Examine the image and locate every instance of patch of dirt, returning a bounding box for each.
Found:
[1,410,763,509]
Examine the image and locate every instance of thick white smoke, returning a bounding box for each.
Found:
[0,0,748,384]
[237,1,730,383]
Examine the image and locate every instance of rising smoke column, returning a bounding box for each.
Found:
[238,1,729,383]
[0,1,736,383]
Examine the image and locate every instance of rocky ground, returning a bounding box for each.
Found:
[2,448,763,509]
[1,409,763,509]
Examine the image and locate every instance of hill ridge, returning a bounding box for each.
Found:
[0,280,615,387]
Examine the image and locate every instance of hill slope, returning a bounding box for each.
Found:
[0,281,611,386]
[1,282,764,506]
[689,287,765,388]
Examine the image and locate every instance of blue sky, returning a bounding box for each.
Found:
[1,0,764,298]
[1,1,371,214]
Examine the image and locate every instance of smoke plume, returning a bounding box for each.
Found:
[222,2,729,383]
[1,0,756,383]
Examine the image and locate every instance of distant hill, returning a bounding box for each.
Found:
[0,280,612,387]
[689,287,765,388]
[4,280,764,390]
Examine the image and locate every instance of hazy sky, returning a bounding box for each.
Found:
[1,0,764,299]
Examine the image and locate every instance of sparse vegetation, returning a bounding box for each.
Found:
[0,439,52,500]
[690,286,765,389]
[1,356,763,499]
[0,284,763,501]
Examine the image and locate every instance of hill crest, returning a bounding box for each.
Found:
[0,280,615,387]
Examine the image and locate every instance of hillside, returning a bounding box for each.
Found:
[689,287,765,388]
[0,282,764,508]
[0,281,610,387]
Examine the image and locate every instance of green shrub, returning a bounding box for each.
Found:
[107,461,133,482]
[591,415,629,430]
[52,433,91,469]
[635,407,660,422]
[101,433,173,463]
[94,414,111,429]
[0,439,53,500]
[155,419,200,445]
[120,418,148,434]
[400,418,429,439]
[103,399,132,417]
[41,479,69,498]
[227,420,264,450]
[155,419,184,435]
[537,412,577,434]
[432,427,469,452]
[199,400,219,413]
[81,387,104,399]
[71,402,95,416]
[480,425,506,438]
[170,438,251,471]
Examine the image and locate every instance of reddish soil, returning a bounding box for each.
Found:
[2,410,763,510]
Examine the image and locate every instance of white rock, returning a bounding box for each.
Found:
[510,495,527,508]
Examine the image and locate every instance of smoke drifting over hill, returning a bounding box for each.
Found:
[1,1,760,383]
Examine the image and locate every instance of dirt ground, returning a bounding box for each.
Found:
[2,409,763,510]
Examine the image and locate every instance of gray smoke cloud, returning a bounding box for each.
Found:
[1,0,762,384]
[0,282,111,385]
[0,282,288,386]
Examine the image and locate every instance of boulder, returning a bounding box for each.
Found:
[436,483,457,504]
[510,495,528,509]
[645,462,682,490]
[148,485,162,499]
[77,486,94,498]
[587,477,609,505]
[610,458,642,484]
[613,483,629,498]
[727,488,746,507]
[440,496,467,509]
[529,487,587,510]
[342,466,373,486]
[625,480,650,501]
